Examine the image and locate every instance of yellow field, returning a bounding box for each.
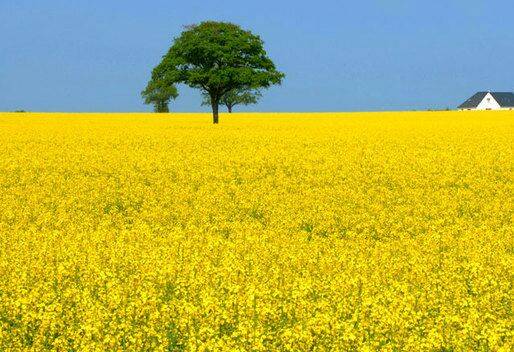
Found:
[0,112,512,351]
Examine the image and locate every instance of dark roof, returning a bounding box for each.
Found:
[491,92,514,107]
[458,92,488,108]
[458,92,514,108]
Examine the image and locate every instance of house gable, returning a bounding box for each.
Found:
[476,92,501,110]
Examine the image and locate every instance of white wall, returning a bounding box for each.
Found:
[475,93,502,110]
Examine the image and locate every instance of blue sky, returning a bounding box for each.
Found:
[1,0,513,112]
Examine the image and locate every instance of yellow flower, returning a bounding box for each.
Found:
[0,111,512,351]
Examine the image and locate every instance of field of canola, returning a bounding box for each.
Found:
[0,111,512,351]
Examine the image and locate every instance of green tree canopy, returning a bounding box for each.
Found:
[141,79,178,113]
[150,21,284,123]
[202,88,262,113]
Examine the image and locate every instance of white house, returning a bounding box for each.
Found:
[458,92,514,110]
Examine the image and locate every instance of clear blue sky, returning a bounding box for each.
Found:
[1,0,513,112]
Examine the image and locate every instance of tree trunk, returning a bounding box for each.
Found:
[155,101,169,113]
[210,96,219,124]
[227,105,233,113]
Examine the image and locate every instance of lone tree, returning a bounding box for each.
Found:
[141,78,178,113]
[150,21,284,123]
[202,88,262,113]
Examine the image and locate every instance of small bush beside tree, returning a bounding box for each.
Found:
[141,79,178,113]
